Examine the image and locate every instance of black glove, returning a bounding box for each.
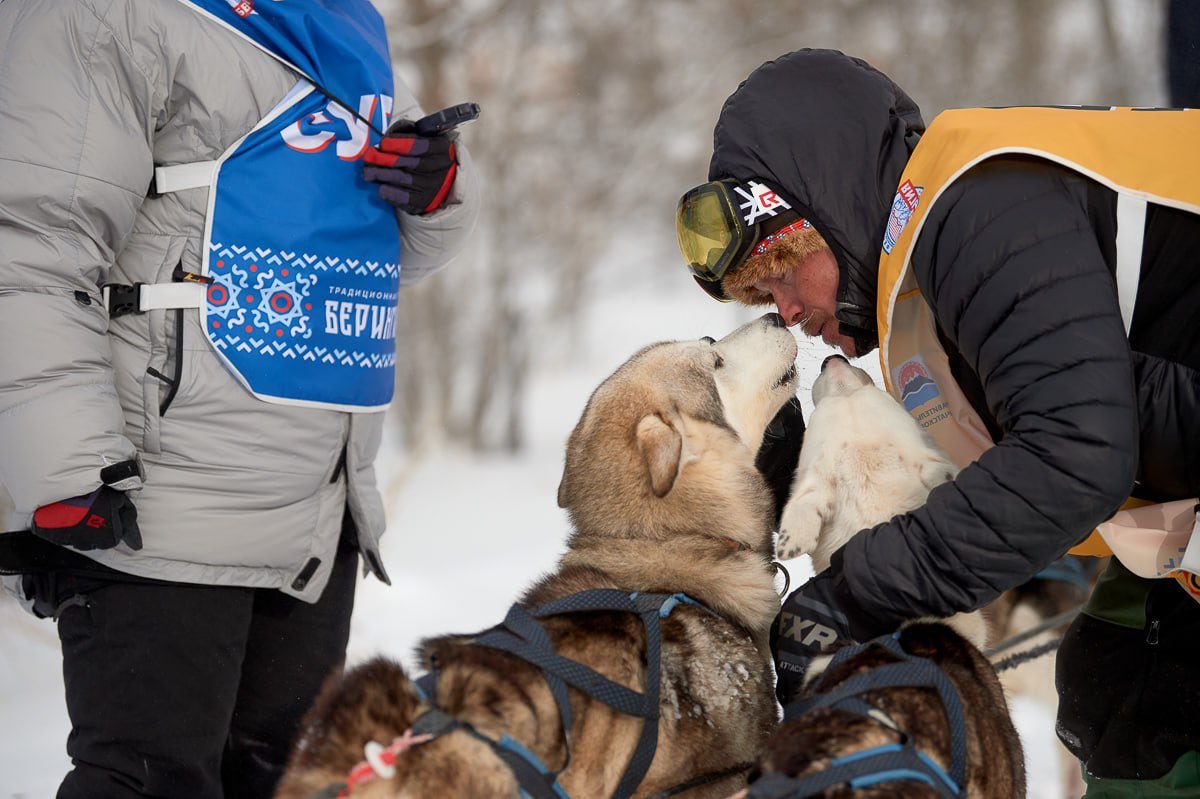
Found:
[755,396,805,527]
[771,563,886,704]
[363,125,458,215]
[32,485,142,551]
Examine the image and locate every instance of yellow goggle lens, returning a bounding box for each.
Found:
[676,188,742,282]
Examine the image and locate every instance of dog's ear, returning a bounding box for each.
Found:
[636,413,682,497]
[557,457,575,508]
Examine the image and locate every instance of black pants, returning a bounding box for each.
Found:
[41,542,358,799]
[1056,558,1200,781]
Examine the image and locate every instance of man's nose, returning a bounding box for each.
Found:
[773,295,806,327]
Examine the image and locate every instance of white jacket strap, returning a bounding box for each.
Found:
[153,161,219,194]
[102,282,206,313]
[1182,510,1200,575]
[1114,193,1147,335]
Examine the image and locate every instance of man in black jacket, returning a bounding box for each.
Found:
[677,49,1200,795]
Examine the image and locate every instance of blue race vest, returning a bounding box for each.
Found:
[178,0,401,410]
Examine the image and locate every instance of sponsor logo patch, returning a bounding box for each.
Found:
[734,180,792,226]
[1174,571,1200,602]
[778,611,839,649]
[893,355,941,413]
[882,179,922,254]
[227,0,256,17]
[281,93,392,161]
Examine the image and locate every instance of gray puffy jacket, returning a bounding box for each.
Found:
[0,0,480,601]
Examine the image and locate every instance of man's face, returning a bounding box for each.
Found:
[753,248,858,356]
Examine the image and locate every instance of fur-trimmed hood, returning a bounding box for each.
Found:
[709,49,924,352]
[721,219,830,307]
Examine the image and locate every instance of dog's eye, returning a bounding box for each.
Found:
[713,354,724,369]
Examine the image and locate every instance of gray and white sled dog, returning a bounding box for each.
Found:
[775,354,986,651]
[743,354,1024,798]
[275,313,797,799]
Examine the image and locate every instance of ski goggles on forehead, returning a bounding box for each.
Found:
[676,177,798,301]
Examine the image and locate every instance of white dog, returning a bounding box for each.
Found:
[776,354,987,648]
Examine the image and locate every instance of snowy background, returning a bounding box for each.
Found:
[1,0,1171,794]
[2,277,1062,797]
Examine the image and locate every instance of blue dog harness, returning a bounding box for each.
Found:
[410,589,715,799]
[163,0,401,410]
[747,634,967,799]
[1033,553,1099,594]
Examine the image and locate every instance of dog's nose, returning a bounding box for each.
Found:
[821,354,848,371]
[763,312,786,328]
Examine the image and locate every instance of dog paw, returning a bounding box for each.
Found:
[776,498,821,560]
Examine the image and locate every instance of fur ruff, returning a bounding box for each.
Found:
[723,226,830,306]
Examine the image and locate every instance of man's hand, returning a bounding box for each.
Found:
[32,485,142,551]
[363,128,458,216]
[771,564,886,704]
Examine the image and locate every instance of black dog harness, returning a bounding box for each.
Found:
[747,634,967,799]
[315,589,720,799]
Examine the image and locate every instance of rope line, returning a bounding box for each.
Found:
[984,605,1082,658]
[992,638,1063,673]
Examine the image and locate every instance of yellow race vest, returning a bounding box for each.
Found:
[876,106,1200,596]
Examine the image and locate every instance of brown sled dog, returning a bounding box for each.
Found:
[275,313,800,799]
[747,622,1025,798]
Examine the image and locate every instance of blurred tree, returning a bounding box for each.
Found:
[379,0,1167,455]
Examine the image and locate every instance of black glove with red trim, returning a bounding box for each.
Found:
[32,485,142,551]
[363,124,458,216]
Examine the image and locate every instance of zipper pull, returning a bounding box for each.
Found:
[1146,618,1160,645]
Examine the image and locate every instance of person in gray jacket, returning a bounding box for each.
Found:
[0,0,479,796]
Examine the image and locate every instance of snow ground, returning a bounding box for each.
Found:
[0,278,1066,796]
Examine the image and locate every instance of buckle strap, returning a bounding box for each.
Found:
[1114,192,1147,335]
[102,281,208,318]
[151,160,219,195]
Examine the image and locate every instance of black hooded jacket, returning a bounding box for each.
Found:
[712,49,1200,628]
[711,49,924,348]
